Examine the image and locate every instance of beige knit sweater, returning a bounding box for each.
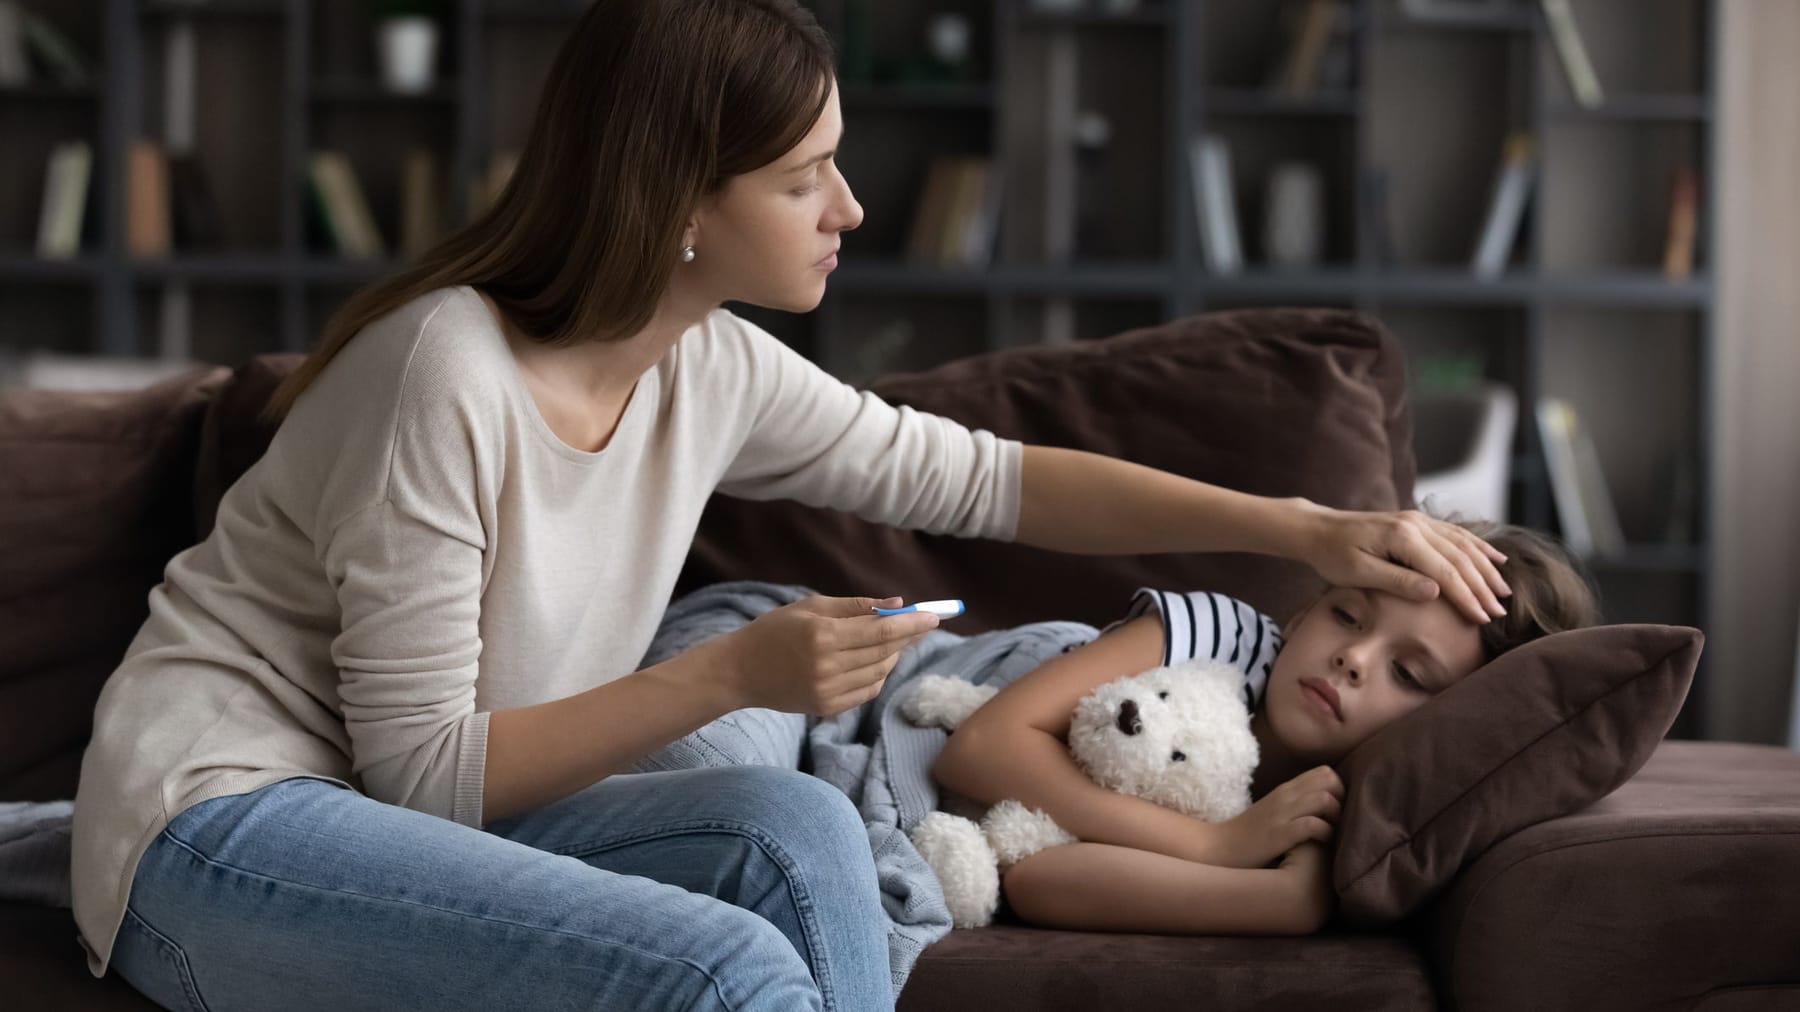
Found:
[70,285,1022,977]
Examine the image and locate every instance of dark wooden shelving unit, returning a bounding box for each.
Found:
[0,0,1718,735]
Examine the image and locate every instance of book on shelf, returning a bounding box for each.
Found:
[1361,165,1398,267]
[904,155,999,269]
[1663,166,1699,280]
[0,3,26,86]
[1267,0,1342,98]
[400,147,446,262]
[308,151,386,258]
[1536,397,1625,559]
[1540,0,1603,109]
[35,140,90,259]
[127,141,172,258]
[1470,132,1534,279]
[21,6,89,87]
[1188,133,1242,275]
[955,158,1002,268]
[0,3,90,87]
[169,154,224,250]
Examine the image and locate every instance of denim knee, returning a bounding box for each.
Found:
[666,904,823,1011]
[720,767,871,861]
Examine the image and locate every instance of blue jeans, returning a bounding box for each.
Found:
[108,768,895,1011]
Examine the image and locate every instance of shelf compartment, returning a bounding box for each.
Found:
[0,279,96,355]
[1540,121,1703,273]
[131,283,282,366]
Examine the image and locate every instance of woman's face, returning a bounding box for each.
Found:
[686,78,862,313]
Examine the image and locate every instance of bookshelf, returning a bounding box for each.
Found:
[0,0,1717,736]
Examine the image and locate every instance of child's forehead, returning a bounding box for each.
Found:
[1332,586,1480,650]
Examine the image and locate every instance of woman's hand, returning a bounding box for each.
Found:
[1291,500,1513,625]
[1215,765,1343,869]
[1277,840,1336,934]
[708,595,939,717]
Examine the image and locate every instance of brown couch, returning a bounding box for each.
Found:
[4,308,1798,1011]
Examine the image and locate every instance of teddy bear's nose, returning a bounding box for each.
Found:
[1116,699,1142,736]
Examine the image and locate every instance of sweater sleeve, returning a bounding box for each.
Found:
[317,340,493,828]
[715,316,1023,541]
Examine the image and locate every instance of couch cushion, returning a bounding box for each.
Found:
[897,923,1435,1011]
[0,905,159,1010]
[1332,623,1702,925]
[0,367,231,801]
[682,307,1416,632]
[1426,741,1800,1012]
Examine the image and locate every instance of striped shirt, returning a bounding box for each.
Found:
[1100,588,1283,711]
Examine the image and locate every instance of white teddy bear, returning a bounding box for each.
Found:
[902,658,1260,928]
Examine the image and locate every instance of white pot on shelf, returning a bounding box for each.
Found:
[377,16,439,94]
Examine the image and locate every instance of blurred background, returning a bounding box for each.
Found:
[1,0,1795,747]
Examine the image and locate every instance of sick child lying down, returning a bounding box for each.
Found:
[928,517,1597,935]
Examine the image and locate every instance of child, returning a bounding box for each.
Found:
[929,516,1598,936]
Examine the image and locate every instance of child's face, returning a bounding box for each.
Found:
[1265,586,1485,764]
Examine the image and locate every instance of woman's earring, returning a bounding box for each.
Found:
[680,245,696,263]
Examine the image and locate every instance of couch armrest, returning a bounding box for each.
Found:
[1426,741,1800,1012]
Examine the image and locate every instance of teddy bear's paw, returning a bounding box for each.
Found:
[982,799,1077,868]
[911,812,1000,928]
[900,675,999,731]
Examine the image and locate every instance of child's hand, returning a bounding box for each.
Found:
[1277,840,1336,934]
[1216,765,1343,868]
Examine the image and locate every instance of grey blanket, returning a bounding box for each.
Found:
[0,581,1096,994]
[627,581,1098,992]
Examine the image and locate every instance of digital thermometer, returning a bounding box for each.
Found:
[872,599,965,618]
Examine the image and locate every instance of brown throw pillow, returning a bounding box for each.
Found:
[0,366,230,800]
[1332,623,1703,926]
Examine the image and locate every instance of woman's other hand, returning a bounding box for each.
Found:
[1292,501,1513,625]
[709,595,939,717]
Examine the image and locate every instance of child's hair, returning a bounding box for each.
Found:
[1442,515,1601,663]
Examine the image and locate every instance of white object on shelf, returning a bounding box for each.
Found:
[377,16,439,95]
[1263,160,1324,269]
[1410,383,1518,523]
[1189,133,1242,275]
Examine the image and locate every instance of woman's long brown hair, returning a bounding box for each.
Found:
[261,0,834,424]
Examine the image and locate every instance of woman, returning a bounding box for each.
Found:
[71,2,1512,1010]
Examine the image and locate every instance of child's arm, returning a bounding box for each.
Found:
[932,613,1247,867]
[1001,839,1334,936]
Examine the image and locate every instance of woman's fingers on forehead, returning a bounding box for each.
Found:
[1421,529,1490,623]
